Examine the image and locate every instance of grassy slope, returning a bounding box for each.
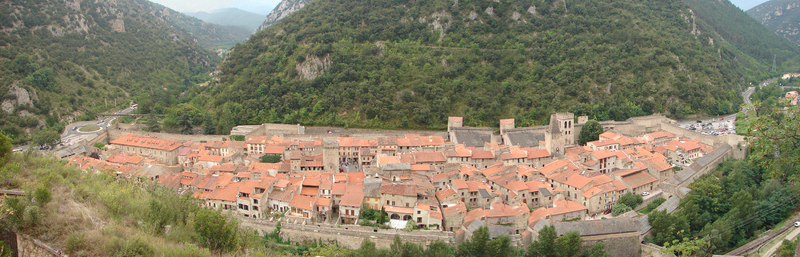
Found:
[0,153,257,256]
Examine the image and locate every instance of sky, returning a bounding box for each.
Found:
[148,0,281,15]
[730,0,772,11]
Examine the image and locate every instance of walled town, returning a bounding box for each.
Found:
[65,113,746,255]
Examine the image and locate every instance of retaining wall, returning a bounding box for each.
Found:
[240,219,454,249]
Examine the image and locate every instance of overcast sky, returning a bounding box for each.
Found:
[730,0,771,11]
[148,0,281,15]
[149,0,772,17]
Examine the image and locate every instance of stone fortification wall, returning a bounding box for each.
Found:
[581,233,640,257]
[107,128,230,143]
[241,219,453,249]
[662,144,734,198]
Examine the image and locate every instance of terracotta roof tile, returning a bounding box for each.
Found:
[289,195,316,210]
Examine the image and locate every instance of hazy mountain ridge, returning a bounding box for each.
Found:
[747,0,800,45]
[186,8,267,32]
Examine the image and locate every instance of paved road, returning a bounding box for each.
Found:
[728,213,800,256]
[762,224,800,257]
[59,106,135,147]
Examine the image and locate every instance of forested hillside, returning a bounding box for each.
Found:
[747,0,800,46]
[190,0,798,133]
[0,0,230,143]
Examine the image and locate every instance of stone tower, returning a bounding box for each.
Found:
[546,113,575,155]
[322,140,339,173]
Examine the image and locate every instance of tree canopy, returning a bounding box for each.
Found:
[579,120,603,145]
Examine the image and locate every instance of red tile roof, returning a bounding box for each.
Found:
[413,151,446,163]
[435,188,457,200]
[549,200,587,215]
[110,134,182,151]
[340,185,365,207]
[442,203,467,217]
[289,195,316,210]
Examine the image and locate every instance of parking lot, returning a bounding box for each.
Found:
[677,115,737,136]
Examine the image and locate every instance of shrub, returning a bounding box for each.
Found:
[260,155,281,163]
[619,192,644,208]
[107,238,155,257]
[611,204,632,217]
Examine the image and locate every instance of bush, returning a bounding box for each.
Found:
[639,197,667,214]
[260,155,281,163]
[107,238,155,257]
[611,204,632,217]
[619,192,643,209]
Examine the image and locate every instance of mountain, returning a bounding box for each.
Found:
[0,0,223,143]
[187,8,267,32]
[195,0,799,133]
[257,0,313,31]
[747,0,800,46]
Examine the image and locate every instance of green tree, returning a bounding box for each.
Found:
[457,226,490,257]
[260,155,282,163]
[487,235,516,257]
[358,238,378,257]
[661,237,708,257]
[12,53,38,76]
[194,208,239,253]
[611,204,632,217]
[27,68,57,91]
[31,129,60,147]
[582,241,610,257]
[649,210,688,246]
[203,114,216,135]
[618,192,643,209]
[146,113,161,132]
[527,224,557,257]
[426,240,454,257]
[578,120,603,145]
[750,109,800,182]
[33,185,51,207]
[177,113,193,134]
[556,231,582,257]
[0,133,11,166]
[777,239,797,257]
[376,206,389,224]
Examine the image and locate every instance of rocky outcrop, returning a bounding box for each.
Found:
[1,84,37,114]
[257,0,314,32]
[295,54,331,80]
